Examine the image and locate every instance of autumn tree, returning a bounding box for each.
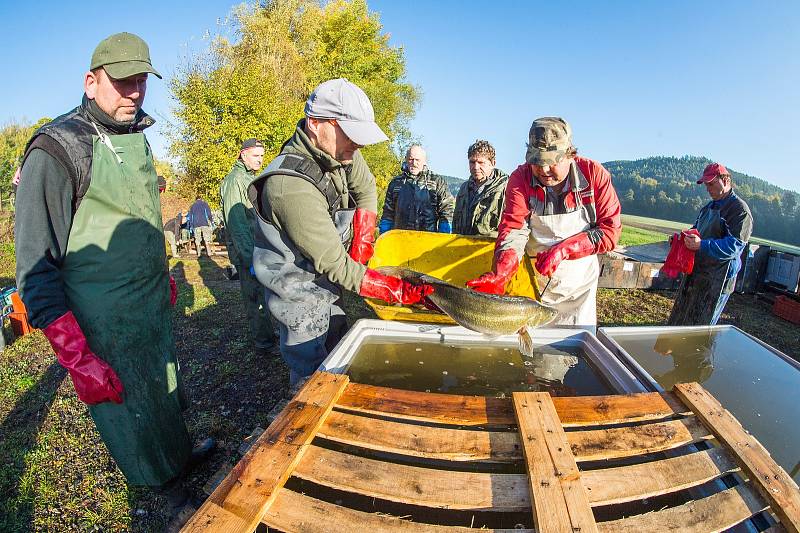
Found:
[168,0,419,206]
[0,117,50,203]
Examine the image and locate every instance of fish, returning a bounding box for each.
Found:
[376,266,558,356]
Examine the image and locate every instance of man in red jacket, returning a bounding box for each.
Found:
[468,117,621,328]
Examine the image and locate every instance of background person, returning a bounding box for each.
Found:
[249,78,432,386]
[667,163,753,325]
[220,138,277,354]
[453,139,509,237]
[467,117,621,328]
[164,210,183,257]
[378,144,455,233]
[187,195,214,256]
[14,32,212,496]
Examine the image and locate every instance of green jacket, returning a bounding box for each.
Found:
[258,120,378,292]
[453,168,509,237]
[220,159,257,266]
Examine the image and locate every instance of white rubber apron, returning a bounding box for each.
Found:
[525,201,599,328]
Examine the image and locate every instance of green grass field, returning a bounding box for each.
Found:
[622,214,800,254]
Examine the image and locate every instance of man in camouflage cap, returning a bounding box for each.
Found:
[468,117,621,328]
[15,32,213,502]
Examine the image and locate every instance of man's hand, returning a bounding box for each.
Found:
[466,249,520,295]
[534,232,595,277]
[42,312,124,405]
[359,269,434,305]
[683,231,702,251]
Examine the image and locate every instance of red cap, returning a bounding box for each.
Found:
[697,163,729,184]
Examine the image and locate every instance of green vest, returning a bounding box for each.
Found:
[62,127,191,486]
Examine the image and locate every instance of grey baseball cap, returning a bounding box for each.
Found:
[90,32,161,80]
[304,78,389,146]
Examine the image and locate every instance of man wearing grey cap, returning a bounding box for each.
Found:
[249,78,433,386]
[468,117,621,328]
[220,138,277,355]
[15,32,213,496]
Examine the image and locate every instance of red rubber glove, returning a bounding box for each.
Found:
[169,275,177,307]
[349,208,377,265]
[359,269,434,305]
[42,311,124,405]
[535,232,595,277]
[466,249,520,295]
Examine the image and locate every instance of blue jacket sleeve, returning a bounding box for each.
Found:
[700,235,745,261]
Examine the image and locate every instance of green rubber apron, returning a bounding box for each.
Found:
[61,125,191,486]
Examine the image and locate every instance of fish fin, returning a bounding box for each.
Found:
[518,327,534,357]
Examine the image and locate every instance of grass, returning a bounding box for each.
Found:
[0,230,797,531]
[622,214,800,254]
[618,224,666,248]
[1,248,288,532]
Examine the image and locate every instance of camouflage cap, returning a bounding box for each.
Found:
[525,117,573,166]
[90,32,161,80]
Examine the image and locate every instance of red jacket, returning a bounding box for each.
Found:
[496,156,621,255]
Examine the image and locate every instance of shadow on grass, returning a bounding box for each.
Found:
[0,362,66,533]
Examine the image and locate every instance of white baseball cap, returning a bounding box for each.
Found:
[304,78,389,146]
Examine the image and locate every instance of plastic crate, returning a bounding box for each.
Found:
[772,295,800,325]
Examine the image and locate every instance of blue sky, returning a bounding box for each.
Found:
[1,1,798,191]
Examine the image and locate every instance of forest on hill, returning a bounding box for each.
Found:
[442,156,799,246]
[605,156,799,245]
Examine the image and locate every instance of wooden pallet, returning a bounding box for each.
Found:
[182,372,800,533]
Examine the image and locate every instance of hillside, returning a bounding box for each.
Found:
[604,156,799,245]
[442,174,465,196]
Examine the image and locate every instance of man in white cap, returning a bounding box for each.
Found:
[249,78,433,386]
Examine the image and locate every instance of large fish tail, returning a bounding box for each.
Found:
[518,326,534,357]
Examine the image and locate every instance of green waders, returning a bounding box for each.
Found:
[61,127,191,486]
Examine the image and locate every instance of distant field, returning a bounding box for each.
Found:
[618,224,665,247]
[622,214,800,254]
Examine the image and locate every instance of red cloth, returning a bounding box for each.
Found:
[496,156,622,256]
[661,229,701,278]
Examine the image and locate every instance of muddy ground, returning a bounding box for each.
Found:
[0,249,797,531]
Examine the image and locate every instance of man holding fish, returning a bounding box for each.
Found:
[249,79,433,387]
[468,117,621,329]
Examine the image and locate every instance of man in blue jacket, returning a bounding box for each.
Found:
[668,163,753,325]
[188,196,215,256]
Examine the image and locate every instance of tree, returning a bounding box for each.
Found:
[168,0,419,207]
[0,117,50,203]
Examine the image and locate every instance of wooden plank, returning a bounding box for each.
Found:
[582,447,740,506]
[294,444,742,511]
[675,382,800,533]
[551,391,688,427]
[337,383,686,427]
[180,502,248,533]
[513,392,598,533]
[320,409,520,462]
[183,372,348,532]
[262,487,533,533]
[598,483,769,533]
[319,410,711,463]
[337,382,514,426]
[294,444,530,511]
[569,416,712,462]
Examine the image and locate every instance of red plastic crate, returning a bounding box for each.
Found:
[772,295,800,325]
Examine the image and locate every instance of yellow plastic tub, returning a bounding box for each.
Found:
[366,229,540,324]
